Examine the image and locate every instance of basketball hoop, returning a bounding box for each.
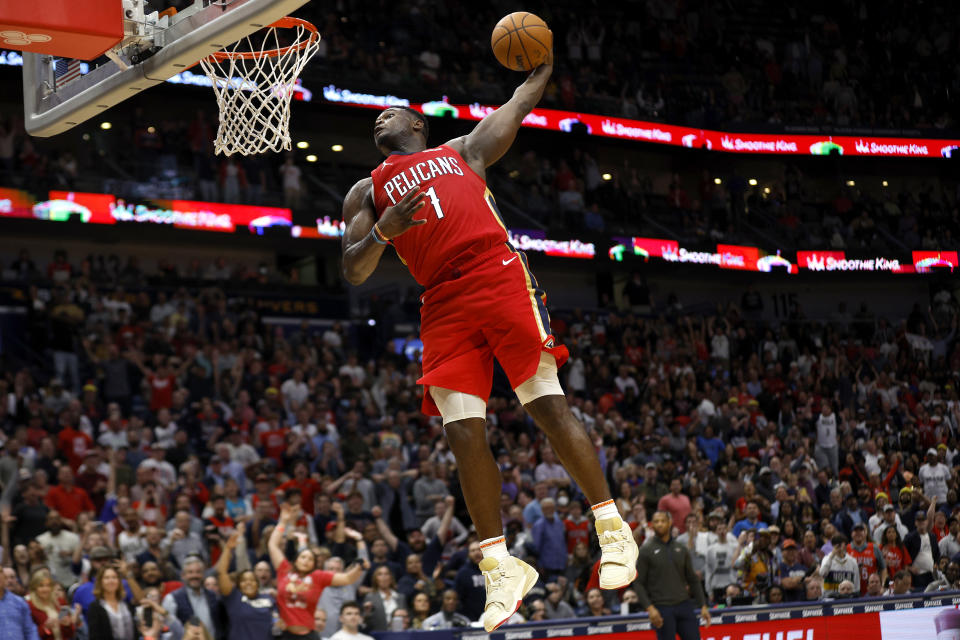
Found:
[199,17,319,156]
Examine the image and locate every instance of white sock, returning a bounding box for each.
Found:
[591,499,620,522]
[479,535,510,561]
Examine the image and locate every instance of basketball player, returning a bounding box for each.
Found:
[340,51,638,632]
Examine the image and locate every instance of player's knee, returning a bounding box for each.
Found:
[515,352,564,406]
[429,386,486,427]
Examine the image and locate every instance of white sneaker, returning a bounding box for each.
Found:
[479,555,539,631]
[597,516,639,589]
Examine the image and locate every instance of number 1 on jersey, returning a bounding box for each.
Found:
[425,186,445,219]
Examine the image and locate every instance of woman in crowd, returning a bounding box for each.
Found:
[880,525,912,576]
[409,592,431,630]
[217,524,277,640]
[26,573,81,640]
[362,565,407,632]
[583,588,610,618]
[268,504,366,639]
[87,566,162,640]
[12,544,32,592]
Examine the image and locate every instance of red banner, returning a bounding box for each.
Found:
[319,85,960,158]
[30,191,293,233]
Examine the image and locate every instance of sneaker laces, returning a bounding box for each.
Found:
[599,527,627,555]
[483,564,509,603]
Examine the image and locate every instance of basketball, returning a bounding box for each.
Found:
[491,12,552,72]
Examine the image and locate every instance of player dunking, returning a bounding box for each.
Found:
[340,53,638,632]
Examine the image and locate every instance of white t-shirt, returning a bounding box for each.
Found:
[280,163,302,191]
[919,463,951,502]
[914,533,935,573]
[330,630,375,640]
[816,412,838,448]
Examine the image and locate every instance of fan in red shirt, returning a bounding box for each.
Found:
[57,422,93,472]
[131,356,183,412]
[45,467,95,524]
[278,461,322,516]
[204,495,235,565]
[260,422,289,464]
[250,474,280,519]
[563,501,590,553]
[268,503,366,636]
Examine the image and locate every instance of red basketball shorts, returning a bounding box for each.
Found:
[417,243,568,417]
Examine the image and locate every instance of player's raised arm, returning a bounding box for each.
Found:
[458,54,553,170]
[341,177,427,285]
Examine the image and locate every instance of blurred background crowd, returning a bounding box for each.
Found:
[0,244,958,638]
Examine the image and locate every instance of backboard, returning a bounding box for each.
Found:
[21,0,311,137]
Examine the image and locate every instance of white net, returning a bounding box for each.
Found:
[199,18,320,156]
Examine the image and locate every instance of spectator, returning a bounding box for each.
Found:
[453,543,484,623]
[657,479,692,534]
[161,556,220,638]
[268,504,365,638]
[847,523,884,596]
[25,572,81,640]
[887,570,913,595]
[819,535,860,597]
[216,525,276,640]
[531,497,567,579]
[421,590,469,630]
[328,602,373,640]
[35,512,79,588]
[904,509,940,590]
[732,502,766,538]
[86,566,139,640]
[361,566,405,632]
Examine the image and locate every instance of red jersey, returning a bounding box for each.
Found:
[847,542,880,595]
[279,478,322,516]
[276,559,334,628]
[46,485,95,521]
[370,144,508,288]
[57,427,92,471]
[564,517,590,553]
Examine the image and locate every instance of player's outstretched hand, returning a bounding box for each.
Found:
[377,186,427,240]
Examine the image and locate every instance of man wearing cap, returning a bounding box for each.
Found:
[634,511,710,640]
[847,523,885,595]
[637,463,667,516]
[872,504,908,545]
[735,527,774,595]
[905,506,941,590]
[779,540,809,601]
[919,448,951,504]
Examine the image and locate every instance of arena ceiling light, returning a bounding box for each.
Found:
[601,173,612,181]
[306,154,317,162]
[100,121,112,130]
[846,180,856,186]
[296,141,309,149]
[882,180,889,187]
[714,178,722,185]
[748,178,758,186]
[331,144,343,152]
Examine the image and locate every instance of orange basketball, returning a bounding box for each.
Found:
[491,12,552,72]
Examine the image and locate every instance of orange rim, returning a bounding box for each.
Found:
[205,17,319,62]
